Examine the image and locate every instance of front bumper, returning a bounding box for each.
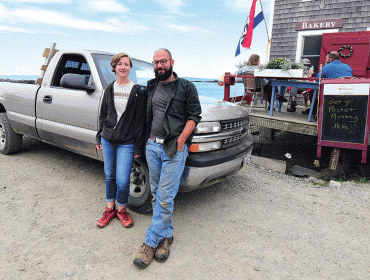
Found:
[179,139,253,192]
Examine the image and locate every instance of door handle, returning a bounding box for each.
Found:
[43,95,52,104]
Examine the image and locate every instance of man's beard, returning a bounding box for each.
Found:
[155,65,173,81]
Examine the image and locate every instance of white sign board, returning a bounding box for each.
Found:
[323,83,370,96]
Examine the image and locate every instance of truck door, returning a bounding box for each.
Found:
[320,31,370,78]
[35,54,100,158]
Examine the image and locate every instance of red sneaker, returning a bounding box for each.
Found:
[97,207,117,228]
[117,208,133,228]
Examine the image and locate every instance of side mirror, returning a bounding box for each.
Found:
[60,73,95,93]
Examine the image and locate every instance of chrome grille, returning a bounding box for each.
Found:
[221,119,248,131]
[223,134,243,145]
[220,118,249,147]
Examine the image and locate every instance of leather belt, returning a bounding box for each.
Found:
[150,136,164,144]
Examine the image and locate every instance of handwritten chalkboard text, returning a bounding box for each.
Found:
[321,95,368,144]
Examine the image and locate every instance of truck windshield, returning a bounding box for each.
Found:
[92,53,155,89]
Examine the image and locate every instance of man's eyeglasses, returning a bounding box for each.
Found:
[153,59,170,66]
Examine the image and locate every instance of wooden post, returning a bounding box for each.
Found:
[329,148,341,170]
[36,43,57,85]
[316,64,323,132]
[224,72,231,102]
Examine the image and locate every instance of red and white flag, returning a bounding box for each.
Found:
[243,0,258,48]
[235,0,264,56]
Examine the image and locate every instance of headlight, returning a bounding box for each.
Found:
[188,141,221,152]
[194,122,221,134]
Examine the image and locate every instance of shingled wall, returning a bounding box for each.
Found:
[270,0,370,61]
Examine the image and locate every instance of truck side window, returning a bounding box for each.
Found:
[52,54,92,87]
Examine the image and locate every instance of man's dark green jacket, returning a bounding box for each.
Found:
[146,72,202,158]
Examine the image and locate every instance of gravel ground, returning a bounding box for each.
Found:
[1,137,370,279]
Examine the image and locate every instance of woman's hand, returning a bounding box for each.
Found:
[134,154,141,159]
[96,144,102,151]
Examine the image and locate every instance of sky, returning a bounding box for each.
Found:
[0,0,273,79]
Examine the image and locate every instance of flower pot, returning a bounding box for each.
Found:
[254,69,304,78]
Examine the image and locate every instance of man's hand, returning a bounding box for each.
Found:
[134,154,141,158]
[177,137,186,151]
[96,144,102,151]
[177,120,196,151]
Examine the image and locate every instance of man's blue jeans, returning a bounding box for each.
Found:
[101,138,134,207]
[145,138,188,248]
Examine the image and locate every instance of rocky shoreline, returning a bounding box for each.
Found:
[0,78,36,84]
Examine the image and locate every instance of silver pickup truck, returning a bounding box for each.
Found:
[0,49,252,213]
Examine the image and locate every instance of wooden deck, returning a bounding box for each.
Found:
[244,102,318,136]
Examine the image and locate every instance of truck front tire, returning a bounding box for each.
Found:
[128,157,152,214]
[0,113,23,155]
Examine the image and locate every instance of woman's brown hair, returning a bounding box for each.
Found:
[246,54,260,66]
[111,53,133,73]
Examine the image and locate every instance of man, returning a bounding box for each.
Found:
[133,49,202,269]
[321,51,353,79]
[301,51,353,117]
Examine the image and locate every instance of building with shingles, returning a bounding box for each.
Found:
[268,0,370,76]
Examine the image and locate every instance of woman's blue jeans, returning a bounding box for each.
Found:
[144,138,188,248]
[101,138,134,207]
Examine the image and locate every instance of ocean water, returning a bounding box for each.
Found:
[0,75,244,101]
[192,81,244,100]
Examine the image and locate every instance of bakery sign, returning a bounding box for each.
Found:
[296,19,343,31]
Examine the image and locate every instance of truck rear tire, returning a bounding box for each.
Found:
[0,112,23,155]
[128,157,152,214]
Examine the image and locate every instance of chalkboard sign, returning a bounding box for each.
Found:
[317,81,370,163]
[321,95,368,143]
[320,83,370,144]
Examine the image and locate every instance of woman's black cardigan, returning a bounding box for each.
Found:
[96,81,147,156]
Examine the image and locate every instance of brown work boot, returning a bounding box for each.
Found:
[96,207,117,228]
[133,243,156,269]
[154,236,174,263]
[117,208,133,228]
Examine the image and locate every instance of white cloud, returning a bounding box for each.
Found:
[156,0,185,14]
[1,6,149,34]
[232,0,254,9]
[231,0,272,11]
[105,17,150,33]
[87,0,129,13]
[0,23,67,34]
[166,24,216,34]
[0,23,39,33]
[0,3,14,22]
[13,8,107,30]
[0,0,71,3]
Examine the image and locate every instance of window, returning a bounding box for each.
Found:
[52,54,91,87]
[301,35,322,73]
[65,61,90,72]
[296,29,339,74]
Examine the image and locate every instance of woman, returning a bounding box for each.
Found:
[245,54,261,71]
[96,53,146,228]
[238,54,272,107]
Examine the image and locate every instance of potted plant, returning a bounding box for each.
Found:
[254,58,305,78]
